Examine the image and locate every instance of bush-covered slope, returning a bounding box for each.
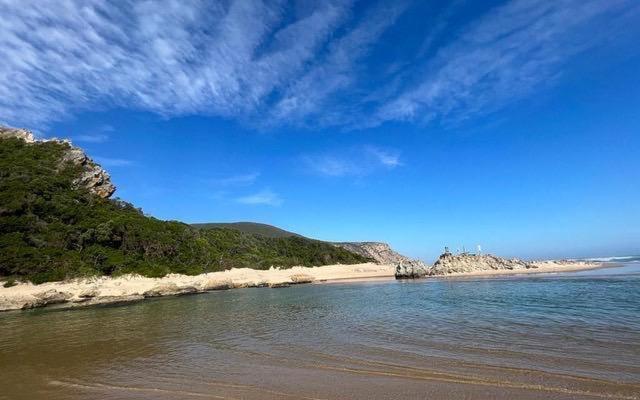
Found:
[192,222,304,238]
[0,137,370,283]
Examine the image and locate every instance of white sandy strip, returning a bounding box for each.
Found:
[0,261,604,311]
[0,263,394,311]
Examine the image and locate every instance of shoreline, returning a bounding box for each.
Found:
[0,261,606,312]
[0,263,394,312]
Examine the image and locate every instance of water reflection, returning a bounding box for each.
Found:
[1,264,639,400]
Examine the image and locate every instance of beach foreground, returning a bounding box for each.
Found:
[1,260,601,311]
[1,262,639,400]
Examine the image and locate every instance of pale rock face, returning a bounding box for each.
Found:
[335,242,429,278]
[336,242,425,266]
[60,145,116,198]
[0,126,35,142]
[1,124,116,198]
[429,252,536,275]
[394,263,428,279]
[290,274,315,284]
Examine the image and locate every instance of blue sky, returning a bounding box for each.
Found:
[1,0,639,261]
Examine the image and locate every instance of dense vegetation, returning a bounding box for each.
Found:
[0,137,370,283]
[192,222,303,238]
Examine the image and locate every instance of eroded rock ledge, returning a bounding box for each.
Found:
[0,125,115,198]
[336,242,427,269]
[430,252,536,275]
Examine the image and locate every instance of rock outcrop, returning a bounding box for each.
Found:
[335,242,429,279]
[0,125,36,142]
[336,242,425,267]
[60,145,116,198]
[395,263,428,279]
[429,251,537,275]
[0,125,115,198]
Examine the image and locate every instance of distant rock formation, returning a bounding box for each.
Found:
[335,242,423,266]
[0,125,115,198]
[429,251,537,275]
[335,242,429,279]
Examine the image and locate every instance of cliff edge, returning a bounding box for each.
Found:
[336,242,426,268]
[0,125,115,198]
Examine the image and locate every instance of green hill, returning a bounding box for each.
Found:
[0,134,370,283]
[192,222,304,238]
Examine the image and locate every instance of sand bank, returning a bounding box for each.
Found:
[0,263,394,311]
[0,261,604,311]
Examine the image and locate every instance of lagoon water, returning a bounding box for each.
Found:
[1,263,639,400]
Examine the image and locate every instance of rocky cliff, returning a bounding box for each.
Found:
[0,125,36,143]
[335,242,427,268]
[0,125,115,198]
[429,252,537,275]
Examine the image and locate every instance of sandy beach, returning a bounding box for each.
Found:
[0,260,605,312]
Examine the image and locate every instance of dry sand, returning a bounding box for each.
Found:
[0,261,603,311]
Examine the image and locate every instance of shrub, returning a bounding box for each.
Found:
[3,278,17,288]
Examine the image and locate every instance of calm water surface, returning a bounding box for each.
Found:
[1,263,639,400]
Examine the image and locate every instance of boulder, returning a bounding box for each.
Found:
[268,282,290,288]
[290,274,315,284]
[143,283,198,297]
[395,263,428,279]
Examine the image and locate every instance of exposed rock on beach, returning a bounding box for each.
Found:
[430,251,536,276]
[395,263,428,279]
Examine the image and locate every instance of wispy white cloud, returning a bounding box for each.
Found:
[0,0,637,129]
[304,146,402,177]
[304,155,359,177]
[208,172,260,187]
[371,0,639,127]
[74,133,109,143]
[236,189,283,206]
[93,156,133,167]
[366,146,402,168]
[0,0,352,126]
[270,1,408,126]
[73,124,114,143]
